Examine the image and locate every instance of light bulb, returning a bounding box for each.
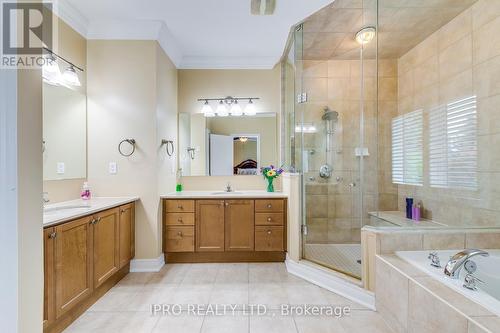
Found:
[42,54,61,84]
[62,66,81,86]
[355,26,376,45]
[230,100,243,116]
[201,100,215,117]
[216,100,228,117]
[244,99,257,116]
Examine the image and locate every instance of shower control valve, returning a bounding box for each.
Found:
[463,273,483,291]
[428,251,441,268]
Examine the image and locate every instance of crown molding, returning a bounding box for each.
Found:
[157,23,183,68]
[179,56,278,69]
[53,0,89,38]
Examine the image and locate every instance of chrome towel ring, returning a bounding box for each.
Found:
[118,139,136,157]
[161,139,175,157]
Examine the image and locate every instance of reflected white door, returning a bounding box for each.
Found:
[210,134,233,176]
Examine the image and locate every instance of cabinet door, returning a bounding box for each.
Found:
[43,228,56,328]
[118,203,134,269]
[196,200,225,252]
[93,208,120,288]
[55,216,93,318]
[225,200,255,251]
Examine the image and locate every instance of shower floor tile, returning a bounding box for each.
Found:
[304,243,362,278]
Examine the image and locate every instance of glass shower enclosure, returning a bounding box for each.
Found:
[283,1,379,279]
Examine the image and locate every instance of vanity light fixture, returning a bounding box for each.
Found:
[197,96,260,117]
[201,100,215,117]
[216,100,229,117]
[62,66,81,86]
[239,136,249,143]
[230,100,243,116]
[244,99,257,116]
[42,47,84,87]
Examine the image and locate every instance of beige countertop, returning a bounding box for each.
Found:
[161,190,288,199]
[43,197,139,227]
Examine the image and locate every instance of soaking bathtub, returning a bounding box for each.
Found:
[396,249,500,317]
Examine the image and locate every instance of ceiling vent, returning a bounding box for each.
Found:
[251,0,276,15]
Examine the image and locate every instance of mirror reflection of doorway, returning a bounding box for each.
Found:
[233,135,259,175]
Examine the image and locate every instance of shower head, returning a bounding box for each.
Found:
[322,107,339,121]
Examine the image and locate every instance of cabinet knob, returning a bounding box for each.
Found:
[267,217,272,222]
[90,218,96,225]
[96,217,102,223]
[177,231,183,237]
[177,205,183,210]
[178,218,183,223]
[267,230,272,235]
[267,204,272,208]
[48,232,57,239]
[225,202,229,206]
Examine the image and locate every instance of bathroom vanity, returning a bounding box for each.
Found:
[42,198,137,333]
[162,192,287,262]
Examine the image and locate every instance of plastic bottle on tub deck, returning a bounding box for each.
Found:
[406,197,413,219]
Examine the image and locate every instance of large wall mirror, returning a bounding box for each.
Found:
[43,82,87,180]
[179,113,277,176]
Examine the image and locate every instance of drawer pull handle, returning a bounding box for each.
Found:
[177,231,183,237]
[225,202,229,206]
[267,204,272,208]
[267,217,272,222]
[178,218,183,223]
[267,230,272,235]
[177,205,183,210]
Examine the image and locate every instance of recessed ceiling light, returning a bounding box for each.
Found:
[355,26,376,45]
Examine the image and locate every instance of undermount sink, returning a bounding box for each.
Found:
[44,205,91,214]
[211,191,245,195]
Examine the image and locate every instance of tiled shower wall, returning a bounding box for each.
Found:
[301,58,398,244]
[397,0,500,227]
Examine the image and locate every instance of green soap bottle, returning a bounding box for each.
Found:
[176,168,183,192]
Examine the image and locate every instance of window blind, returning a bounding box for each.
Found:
[392,110,423,185]
[429,95,477,190]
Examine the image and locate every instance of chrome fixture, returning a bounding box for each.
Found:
[355,26,376,45]
[225,182,233,193]
[118,139,136,157]
[160,139,175,157]
[428,251,441,268]
[42,47,83,86]
[463,273,483,291]
[197,97,260,117]
[187,147,196,160]
[444,249,489,279]
[43,192,50,205]
[319,107,339,179]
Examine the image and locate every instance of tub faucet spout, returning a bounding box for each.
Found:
[444,249,489,279]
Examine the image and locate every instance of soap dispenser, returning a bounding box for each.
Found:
[81,182,91,200]
[176,168,183,192]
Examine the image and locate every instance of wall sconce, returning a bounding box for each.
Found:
[197,96,260,117]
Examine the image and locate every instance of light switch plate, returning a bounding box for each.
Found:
[109,162,117,174]
[57,162,65,174]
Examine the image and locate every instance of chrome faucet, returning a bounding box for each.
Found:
[225,182,233,192]
[43,191,50,205]
[444,249,489,279]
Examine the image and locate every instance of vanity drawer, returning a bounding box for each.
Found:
[165,226,194,252]
[255,226,284,251]
[255,199,284,213]
[255,213,284,226]
[165,213,195,226]
[165,200,195,213]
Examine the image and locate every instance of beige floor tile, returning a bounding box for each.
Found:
[201,313,249,333]
[209,283,249,307]
[171,284,214,308]
[284,284,329,305]
[249,263,282,283]
[294,315,347,333]
[338,310,394,333]
[152,312,205,333]
[87,289,139,312]
[125,285,178,312]
[248,283,289,309]
[65,311,160,333]
[320,288,367,310]
[215,263,249,284]
[249,312,297,333]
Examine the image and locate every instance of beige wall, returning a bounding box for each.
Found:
[43,16,87,202]
[301,58,398,244]
[397,0,500,227]
[87,40,177,259]
[177,68,282,190]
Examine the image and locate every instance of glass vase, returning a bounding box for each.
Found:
[266,178,274,192]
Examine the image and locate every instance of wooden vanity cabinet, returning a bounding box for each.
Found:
[43,228,56,329]
[196,200,225,252]
[43,202,135,333]
[163,198,286,262]
[118,203,135,268]
[225,200,255,251]
[54,216,94,319]
[93,208,120,288]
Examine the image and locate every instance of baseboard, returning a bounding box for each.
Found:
[285,258,376,310]
[130,254,165,272]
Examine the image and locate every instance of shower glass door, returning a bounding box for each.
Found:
[297,0,378,279]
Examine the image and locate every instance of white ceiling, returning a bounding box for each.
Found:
[58,0,334,69]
